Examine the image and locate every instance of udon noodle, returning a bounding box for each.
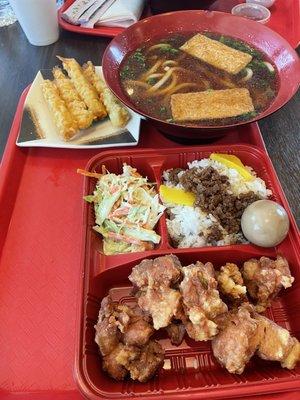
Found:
[120,32,278,126]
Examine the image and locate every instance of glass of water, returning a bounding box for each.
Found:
[0,0,17,27]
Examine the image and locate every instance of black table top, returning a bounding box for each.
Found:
[0,22,299,225]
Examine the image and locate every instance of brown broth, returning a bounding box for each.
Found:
[119,32,279,126]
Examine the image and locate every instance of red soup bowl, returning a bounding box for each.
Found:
[102,10,300,140]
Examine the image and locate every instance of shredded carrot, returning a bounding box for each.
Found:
[143,242,154,250]
[108,231,142,245]
[142,223,151,230]
[77,168,102,178]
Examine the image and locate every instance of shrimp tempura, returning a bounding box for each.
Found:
[82,61,130,128]
[41,79,78,140]
[57,56,107,120]
[53,67,94,129]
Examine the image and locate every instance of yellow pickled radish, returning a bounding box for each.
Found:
[209,153,254,181]
[159,185,195,206]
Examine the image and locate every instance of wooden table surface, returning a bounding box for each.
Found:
[0,22,299,225]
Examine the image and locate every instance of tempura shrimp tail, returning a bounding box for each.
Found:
[41,79,78,140]
[57,56,107,120]
[82,61,130,128]
[52,66,94,129]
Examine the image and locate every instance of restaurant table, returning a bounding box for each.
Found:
[0,19,299,400]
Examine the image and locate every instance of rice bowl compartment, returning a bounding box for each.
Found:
[160,147,274,249]
[81,144,298,272]
[75,245,300,399]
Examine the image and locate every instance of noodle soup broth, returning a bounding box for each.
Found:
[119,32,279,127]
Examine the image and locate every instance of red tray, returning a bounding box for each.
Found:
[76,145,300,399]
[58,0,300,48]
[58,0,151,38]
[0,87,298,399]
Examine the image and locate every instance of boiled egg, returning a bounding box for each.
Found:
[241,199,289,247]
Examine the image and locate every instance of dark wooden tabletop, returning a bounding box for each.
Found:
[0,22,299,225]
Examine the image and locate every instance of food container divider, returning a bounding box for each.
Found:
[75,144,300,399]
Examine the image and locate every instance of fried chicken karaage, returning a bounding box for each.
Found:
[242,256,294,312]
[94,295,164,381]
[166,320,186,346]
[129,255,182,330]
[212,304,261,374]
[212,303,300,374]
[180,262,228,341]
[256,315,300,369]
[95,253,298,382]
[118,341,165,382]
[217,263,247,306]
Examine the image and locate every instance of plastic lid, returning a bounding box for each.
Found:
[246,0,275,9]
[231,3,271,23]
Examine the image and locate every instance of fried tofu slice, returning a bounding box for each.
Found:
[180,34,252,74]
[171,88,254,121]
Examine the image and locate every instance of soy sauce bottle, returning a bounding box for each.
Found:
[149,0,216,14]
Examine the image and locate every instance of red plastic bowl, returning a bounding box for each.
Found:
[102,10,300,139]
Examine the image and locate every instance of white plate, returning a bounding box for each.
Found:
[16,67,141,149]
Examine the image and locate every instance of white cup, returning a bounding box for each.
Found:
[9,0,59,46]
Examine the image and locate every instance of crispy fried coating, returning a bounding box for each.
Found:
[95,296,153,353]
[212,304,261,374]
[217,263,247,305]
[138,288,181,330]
[256,315,300,369]
[102,343,129,380]
[57,56,107,119]
[212,303,300,374]
[82,61,130,127]
[166,320,186,346]
[41,79,78,140]
[94,296,121,356]
[117,340,165,382]
[82,61,106,95]
[129,255,182,330]
[180,262,228,341]
[121,306,154,347]
[242,256,294,312]
[52,66,94,129]
[95,296,163,382]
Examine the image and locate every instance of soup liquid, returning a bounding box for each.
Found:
[120,32,279,126]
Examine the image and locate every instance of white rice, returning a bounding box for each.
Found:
[164,158,272,248]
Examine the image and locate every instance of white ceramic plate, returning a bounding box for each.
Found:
[16,67,141,149]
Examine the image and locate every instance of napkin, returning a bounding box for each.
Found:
[95,0,146,28]
[61,0,145,28]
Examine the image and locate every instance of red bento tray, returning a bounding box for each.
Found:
[0,86,299,399]
[76,145,300,399]
[58,0,300,48]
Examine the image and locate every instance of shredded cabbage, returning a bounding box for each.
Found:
[84,164,165,255]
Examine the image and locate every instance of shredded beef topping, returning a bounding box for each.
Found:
[172,166,260,234]
[168,168,185,185]
[206,223,223,243]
